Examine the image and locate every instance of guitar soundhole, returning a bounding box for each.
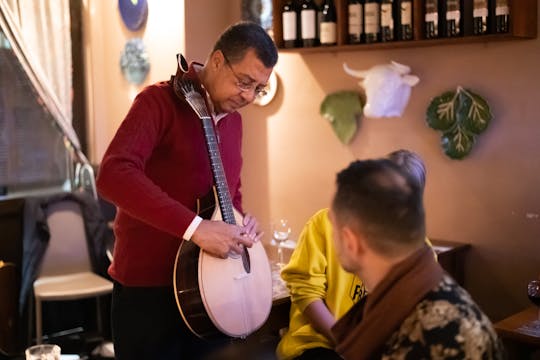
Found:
[242,247,251,273]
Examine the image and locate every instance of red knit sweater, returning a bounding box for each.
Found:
[97,75,243,286]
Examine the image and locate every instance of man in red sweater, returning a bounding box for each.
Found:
[97,21,278,359]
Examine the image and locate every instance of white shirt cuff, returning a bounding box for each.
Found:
[182,215,203,241]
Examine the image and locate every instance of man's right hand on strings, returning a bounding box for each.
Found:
[190,219,254,259]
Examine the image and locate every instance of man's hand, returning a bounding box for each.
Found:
[190,220,255,259]
[242,213,264,242]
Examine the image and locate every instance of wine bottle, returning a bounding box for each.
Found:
[282,0,300,48]
[425,0,439,39]
[445,0,462,37]
[397,0,413,40]
[494,0,509,33]
[320,0,337,46]
[317,1,323,44]
[348,0,364,44]
[380,0,395,42]
[300,0,319,47]
[364,0,381,43]
[473,0,488,35]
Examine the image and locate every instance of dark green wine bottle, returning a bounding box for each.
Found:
[397,0,413,40]
[300,0,319,47]
[425,0,439,39]
[381,0,395,42]
[364,0,381,43]
[282,0,300,48]
[444,0,462,37]
[473,0,489,35]
[494,0,509,33]
[320,0,337,45]
[348,0,365,44]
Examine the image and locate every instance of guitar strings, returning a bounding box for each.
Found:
[180,80,211,119]
[180,79,252,337]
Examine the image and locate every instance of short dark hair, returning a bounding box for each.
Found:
[387,149,426,190]
[332,159,425,255]
[213,21,278,68]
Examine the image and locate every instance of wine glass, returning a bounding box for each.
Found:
[527,279,540,319]
[271,218,291,268]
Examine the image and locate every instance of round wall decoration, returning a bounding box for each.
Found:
[118,0,148,31]
[120,38,150,85]
[253,71,278,106]
[241,0,273,32]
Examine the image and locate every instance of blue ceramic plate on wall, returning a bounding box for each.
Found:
[119,0,148,31]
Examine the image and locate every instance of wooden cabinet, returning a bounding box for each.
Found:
[494,307,540,359]
[271,0,537,53]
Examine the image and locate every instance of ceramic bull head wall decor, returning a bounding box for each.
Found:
[343,61,419,118]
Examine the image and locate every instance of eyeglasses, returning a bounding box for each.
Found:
[223,53,268,98]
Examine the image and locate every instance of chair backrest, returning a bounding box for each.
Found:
[39,200,91,277]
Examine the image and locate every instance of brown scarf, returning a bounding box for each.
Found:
[332,245,444,360]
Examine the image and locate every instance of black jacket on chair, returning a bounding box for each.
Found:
[19,191,111,316]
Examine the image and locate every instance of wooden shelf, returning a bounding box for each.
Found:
[271,0,537,54]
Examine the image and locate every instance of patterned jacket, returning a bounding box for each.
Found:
[381,275,505,360]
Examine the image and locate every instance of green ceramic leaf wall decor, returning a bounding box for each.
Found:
[426,86,492,159]
[320,91,363,144]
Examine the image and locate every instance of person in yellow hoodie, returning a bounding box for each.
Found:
[276,149,433,360]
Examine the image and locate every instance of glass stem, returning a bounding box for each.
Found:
[277,244,284,265]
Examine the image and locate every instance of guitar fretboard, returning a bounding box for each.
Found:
[177,78,237,226]
[200,116,236,225]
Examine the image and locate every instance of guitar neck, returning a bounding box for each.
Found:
[200,116,236,225]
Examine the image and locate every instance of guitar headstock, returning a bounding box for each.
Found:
[179,79,210,119]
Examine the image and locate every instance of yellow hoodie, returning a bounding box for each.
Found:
[276,209,435,359]
[276,209,364,359]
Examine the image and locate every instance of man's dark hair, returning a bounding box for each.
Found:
[387,149,426,190]
[332,159,426,255]
[213,21,278,68]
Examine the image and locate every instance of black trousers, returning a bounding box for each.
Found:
[295,347,343,360]
[111,282,227,360]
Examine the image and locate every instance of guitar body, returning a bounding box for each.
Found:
[173,77,272,339]
[173,189,272,339]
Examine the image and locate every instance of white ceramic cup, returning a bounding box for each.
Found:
[25,344,61,360]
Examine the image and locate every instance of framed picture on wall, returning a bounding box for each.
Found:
[242,0,273,36]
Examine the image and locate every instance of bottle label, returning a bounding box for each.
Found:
[283,12,297,41]
[320,22,337,44]
[301,9,316,39]
[495,6,509,16]
[446,10,460,22]
[401,2,412,25]
[381,4,393,28]
[425,13,438,23]
[348,4,364,35]
[473,8,488,18]
[365,3,380,34]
